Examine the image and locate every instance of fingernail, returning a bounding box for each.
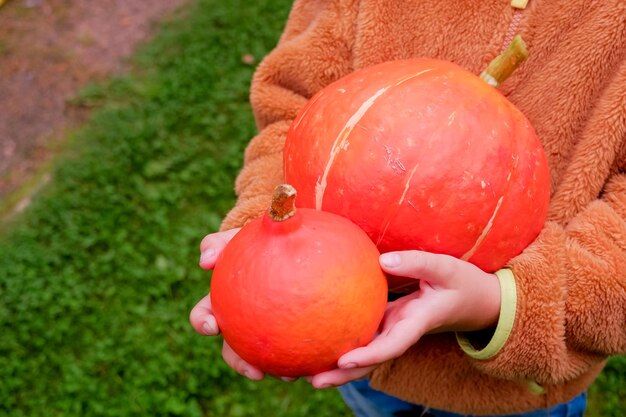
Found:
[202,318,217,335]
[380,253,401,268]
[199,248,215,263]
[317,383,332,389]
[341,362,357,369]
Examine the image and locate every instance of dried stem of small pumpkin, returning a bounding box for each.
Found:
[480,35,528,87]
[269,184,297,221]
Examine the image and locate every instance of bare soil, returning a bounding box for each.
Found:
[0,0,186,204]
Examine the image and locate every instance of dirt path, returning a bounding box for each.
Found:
[0,0,186,206]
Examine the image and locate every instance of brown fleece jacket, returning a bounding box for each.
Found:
[220,0,626,414]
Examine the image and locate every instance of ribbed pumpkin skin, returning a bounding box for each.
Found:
[284,59,550,279]
[210,209,388,377]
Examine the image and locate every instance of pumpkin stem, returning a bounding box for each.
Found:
[480,35,528,87]
[269,184,297,221]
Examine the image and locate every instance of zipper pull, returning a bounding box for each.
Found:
[511,0,529,9]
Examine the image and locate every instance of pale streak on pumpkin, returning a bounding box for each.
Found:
[461,155,518,262]
[376,162,420,246]
[460,194,505,262]
[315,68,435,210]
[447,111,457,126]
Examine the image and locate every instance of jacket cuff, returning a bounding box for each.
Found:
[456,268,517,360]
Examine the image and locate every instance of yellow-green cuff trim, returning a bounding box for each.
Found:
[526,380,546,395]
[456,268,517,360]
[511,0,529,9]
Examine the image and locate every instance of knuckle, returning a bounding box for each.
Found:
[189,311,198,328]
[189,307,203,329]
[403,250,429,275]
[200,235,215,252]
[439,254,461,276]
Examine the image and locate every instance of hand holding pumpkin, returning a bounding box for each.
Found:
[198,227,240,271]
[191,214,501,389]
[309,251,501,389]
[190,228,266,381]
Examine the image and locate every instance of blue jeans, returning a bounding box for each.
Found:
[338,379,587,417]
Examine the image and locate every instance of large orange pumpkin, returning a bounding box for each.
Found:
[284,58,550,287]
[210,185,388,377]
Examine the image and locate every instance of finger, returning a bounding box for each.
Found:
[379,250,462,285]
[311,365,377,389]
[189,294,220,335]
[199,228,240,270]
[200,228,239,252]
[338,319,425,368]
[222,342,264,381]
[377,293,419,331]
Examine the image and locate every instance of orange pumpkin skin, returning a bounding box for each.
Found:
[284,58,550,279]
[210,202,388,377]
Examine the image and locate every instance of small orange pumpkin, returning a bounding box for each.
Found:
[210,184,388,377]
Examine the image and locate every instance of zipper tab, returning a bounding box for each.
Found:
[502,0,529,51]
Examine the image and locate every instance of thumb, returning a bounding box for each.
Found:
[379,251,460,285]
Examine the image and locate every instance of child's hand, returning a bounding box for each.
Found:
[197,228,240,270]
[309,250,501,389]
[190,228,239,338]
[190,228,265,381]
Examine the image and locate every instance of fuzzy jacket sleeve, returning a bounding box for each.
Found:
[461,67,626,385]
[220,0,355,231]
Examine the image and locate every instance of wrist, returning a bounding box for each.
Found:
[483,272,502,329]
[456,268,517,360]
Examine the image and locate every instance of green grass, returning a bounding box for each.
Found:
[0,0,623,416]
[588,356,626,417]
[0,1,351,416]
